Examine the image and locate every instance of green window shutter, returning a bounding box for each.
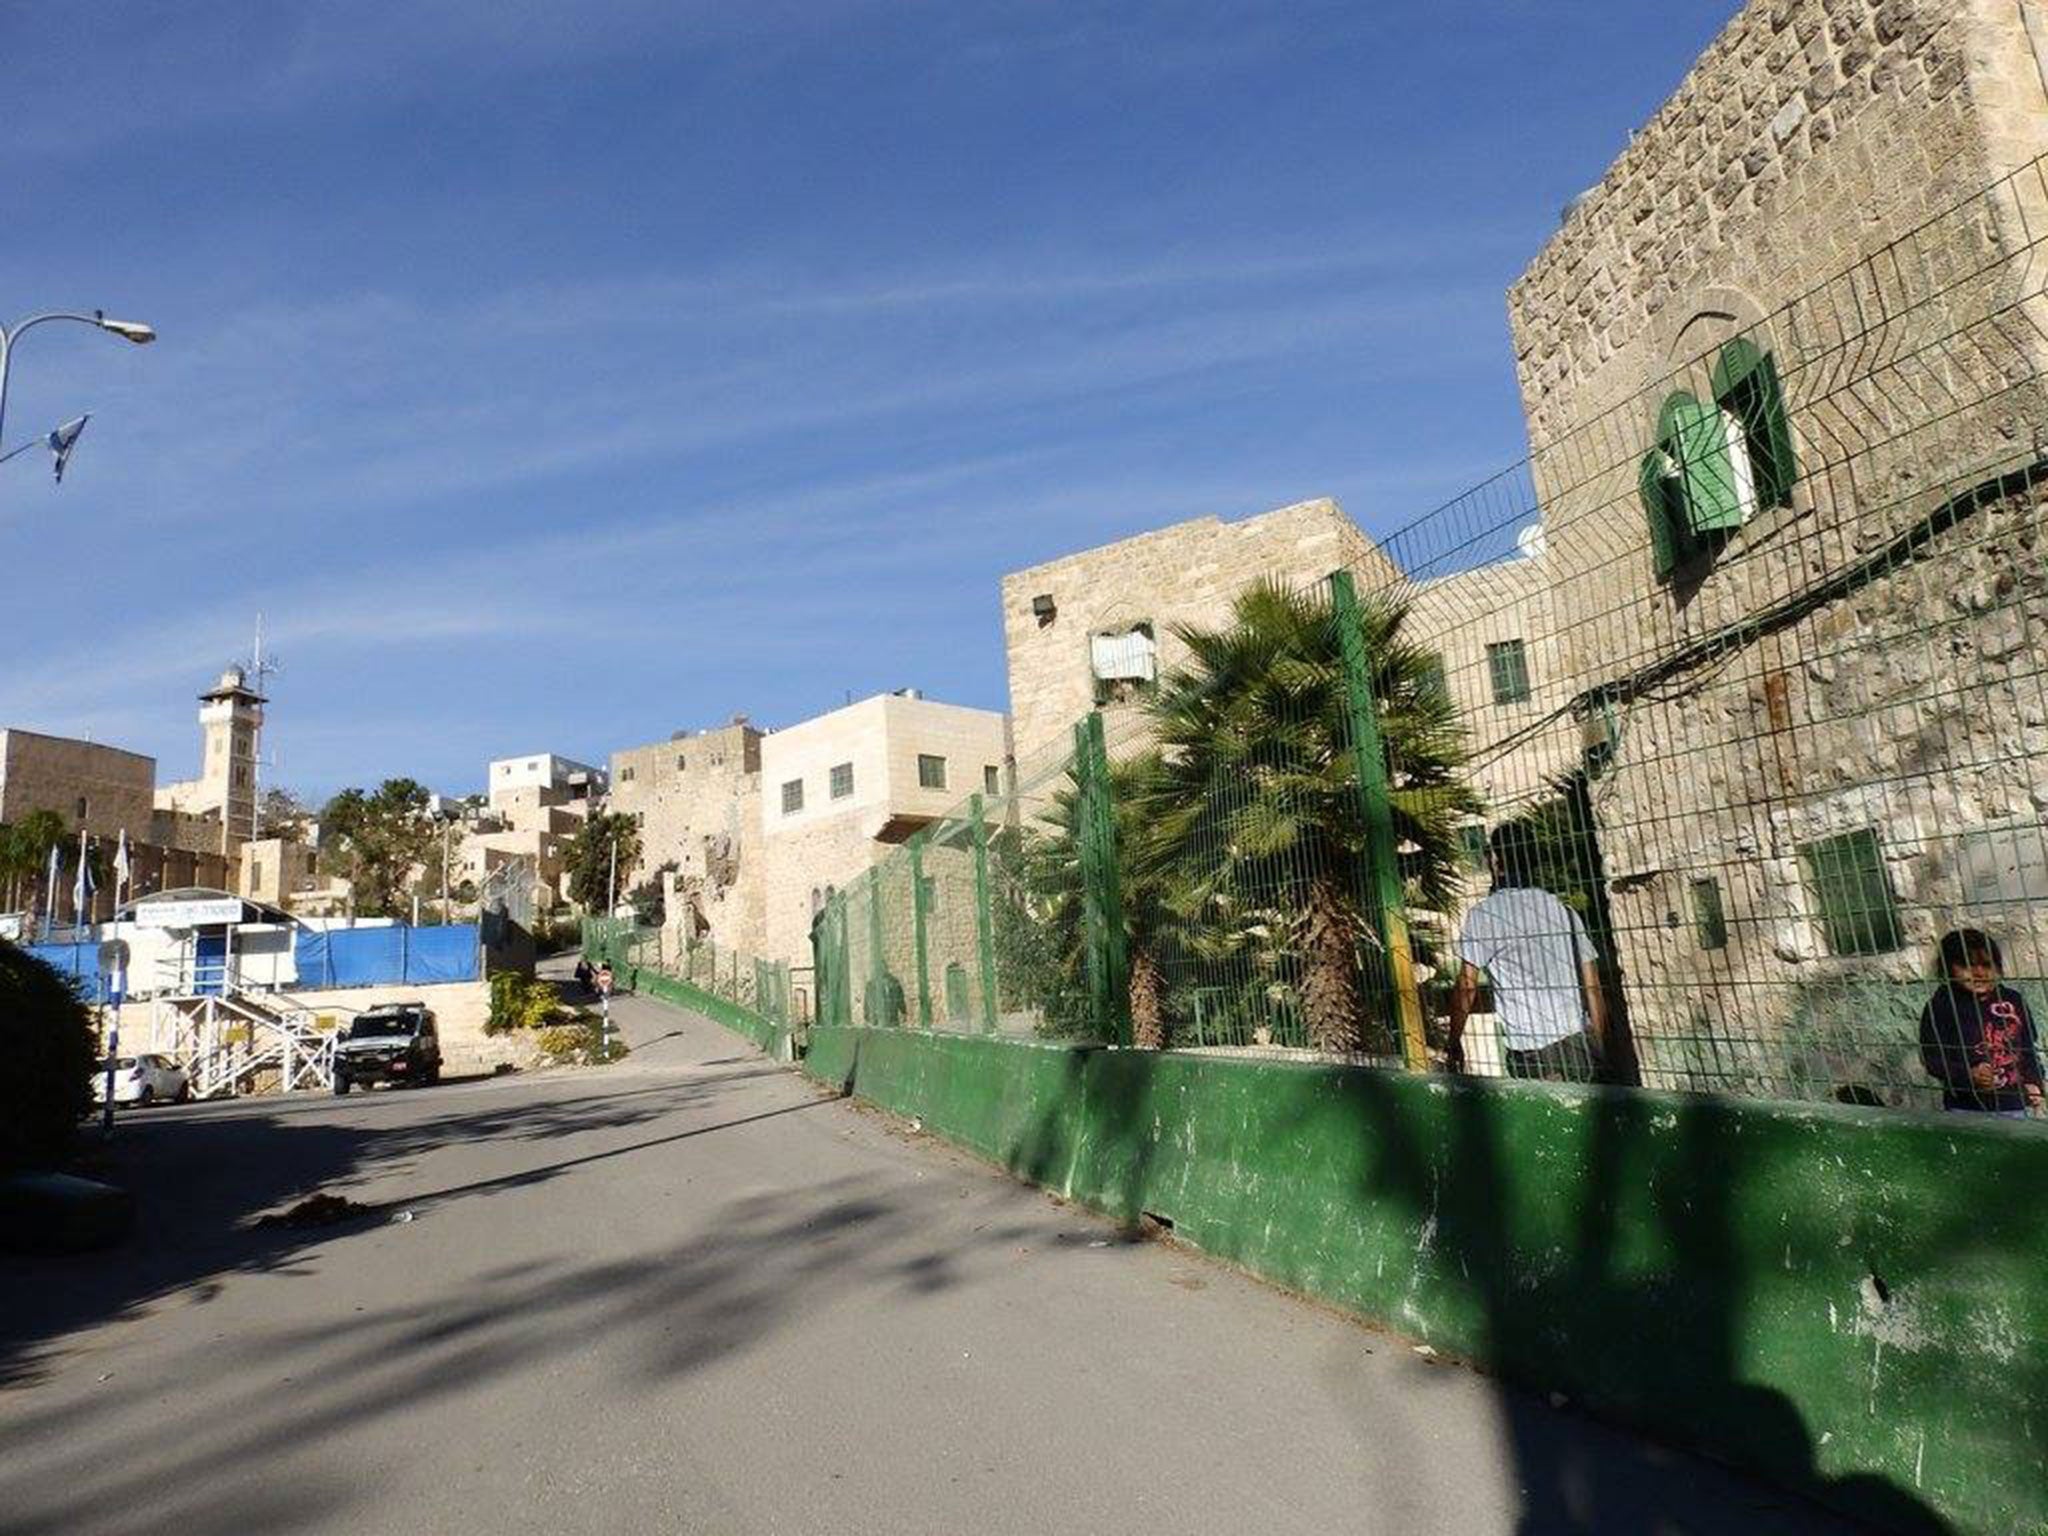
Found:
[1659,392,1745,536]
[1713,340,1798,509]
[1798,829,1904,956]
[1638,450,1685,579]
[1690,876,1728,950]
[1486,639,1531,704]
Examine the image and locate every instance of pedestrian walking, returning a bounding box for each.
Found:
[1443,823,1608,1082]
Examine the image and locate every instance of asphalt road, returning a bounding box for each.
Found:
[0,969,1867,1536]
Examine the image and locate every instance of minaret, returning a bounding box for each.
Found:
[197,666,265,853]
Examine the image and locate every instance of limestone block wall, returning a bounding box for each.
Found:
[1001,498,1401,764]
[0,730,155,842]
[1496,0,2048,1099]
[760,809,885,969]
[611,722,764,955]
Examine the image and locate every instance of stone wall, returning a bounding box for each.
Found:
[1496,0,2048,1097]
[0,729,155,843]
[609,722,765,956]
[1001,498,1401,764]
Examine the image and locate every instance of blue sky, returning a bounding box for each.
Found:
[0,1,1736,800]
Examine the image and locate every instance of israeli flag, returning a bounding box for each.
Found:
[72,831,95,919]
[47,415,89,484]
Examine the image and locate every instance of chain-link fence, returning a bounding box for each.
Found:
[811,159,2048,1119]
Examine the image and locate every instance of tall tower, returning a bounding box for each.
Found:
[197,666,265,852]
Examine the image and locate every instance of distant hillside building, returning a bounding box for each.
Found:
[609,719,765,957]
[758,692,1010,975]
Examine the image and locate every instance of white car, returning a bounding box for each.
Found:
[97,1054,191,1107]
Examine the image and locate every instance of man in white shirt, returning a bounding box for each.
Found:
[1445,824,1608,1083]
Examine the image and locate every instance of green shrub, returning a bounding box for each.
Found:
[536,1016,628,1066]
[0,939,98,1171]
[486,971,561,1036]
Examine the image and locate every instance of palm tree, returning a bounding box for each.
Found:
[1003,752,1180,1046]
[1135,579,1477,1055]
[0,811,69,916]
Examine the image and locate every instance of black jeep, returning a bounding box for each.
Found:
[331,1003,442,1094]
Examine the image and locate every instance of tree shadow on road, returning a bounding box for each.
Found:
[0,1171,1064,1536]
[0,1066,786,1391]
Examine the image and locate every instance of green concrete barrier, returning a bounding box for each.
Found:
[630,967,793,1060]
[797,1024,2047,1536]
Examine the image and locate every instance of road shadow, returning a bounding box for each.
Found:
[0,1172,1067,1536]
[0,1065,782,1391]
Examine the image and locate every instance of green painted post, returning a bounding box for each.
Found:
[910,834,933,1029]
[1073,712,1132,1046]
[865,866,890,1025]
[969,793,999,1033]
[1331,568,1429,1072]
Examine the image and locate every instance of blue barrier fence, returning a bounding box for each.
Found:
[23,942,98,991]
[20,924,480,994]
[294,924,480,989]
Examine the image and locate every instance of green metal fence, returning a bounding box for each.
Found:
[584,916,795,1030]
[812,159,2048,1119]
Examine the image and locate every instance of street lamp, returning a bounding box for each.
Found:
[0,309,156,477]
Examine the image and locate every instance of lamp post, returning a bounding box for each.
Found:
[0,310,155,474]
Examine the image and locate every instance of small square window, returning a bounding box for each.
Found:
[675,754,687,770]
[918,874,938,916]
[917,754,947,790]
[1487,640,1531,705]
[984,764,1002,795]
[620,766,635,783]
[1798,829,1903,957]
[76,796,89,821]
[781,779,804,815]
[1690,877,1728,951]
[830,762,855,799]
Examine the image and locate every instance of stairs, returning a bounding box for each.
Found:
[146,987,338,1100]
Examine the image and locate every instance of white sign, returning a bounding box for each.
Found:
[132,897,244,929]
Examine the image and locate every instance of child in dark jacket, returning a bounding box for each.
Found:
[1919,929,2045,1116]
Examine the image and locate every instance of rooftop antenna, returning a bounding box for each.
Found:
[238,613,282,845]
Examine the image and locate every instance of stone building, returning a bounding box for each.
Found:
[154,667,265,855]
[1497,0,2048,1098]
[1001,498,1401,764]
[609,720,765,956]
[758,691,1010,977]
[0,729,154,842]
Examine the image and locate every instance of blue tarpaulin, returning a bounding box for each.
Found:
[23,943,99,991]
[293,924,480,989]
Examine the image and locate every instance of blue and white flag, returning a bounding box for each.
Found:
[42,842,61,936]
[114,829,132,904]
[47,415,88,484]
[72,830,95,920]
